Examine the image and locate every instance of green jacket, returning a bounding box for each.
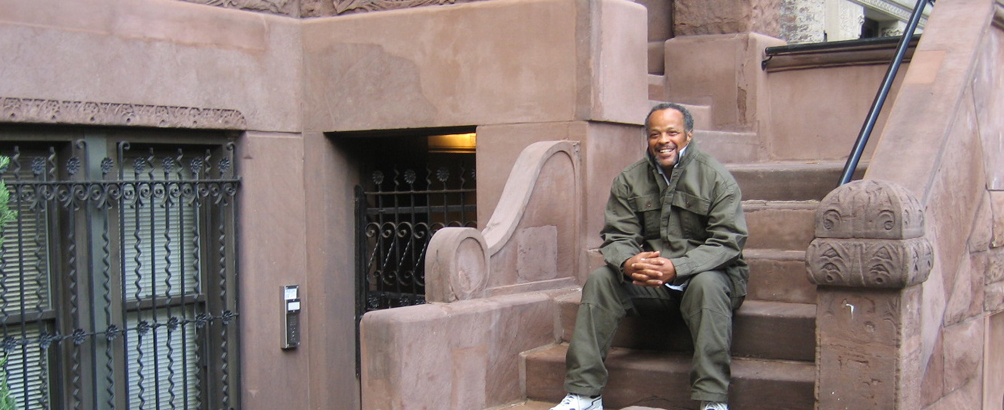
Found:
[599,142,749,298]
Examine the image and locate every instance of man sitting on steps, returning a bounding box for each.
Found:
[550,103,749,410]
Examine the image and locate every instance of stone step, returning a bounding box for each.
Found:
[492,400,693,410]
[523,344,815,410]
[693,130,764,164]
[647,98,712,131]
[742,200,818,251]
[556,294,815,362]
[745,249,816,304]
[727,160,865,201]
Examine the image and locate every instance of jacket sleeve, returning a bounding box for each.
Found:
[669,179,747,284]
[599,175,644,282]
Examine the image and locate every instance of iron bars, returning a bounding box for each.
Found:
[355,163,476,313]
[0,139,240,410]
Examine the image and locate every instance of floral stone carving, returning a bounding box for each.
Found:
[815,179,925,240]
[807,180,933,288]
[1,97,247,130]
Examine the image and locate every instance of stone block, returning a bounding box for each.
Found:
[989,247,1004,284]
[806,237,932,288]
[664,33,784,132]
[816,287,924,410]
[985,312,1004,410]
[361,292,557,409]
[992,191,1004,248]
[673,0,780,36]
[921,336,945,408]
[925,377,983,410]
[942,318,984,394]
[945,251,986,326]
[304,0,646,131]
[986,281,1004,314]
[814,179,925,240]
[969,190,993,251]
[973,28,1004,190]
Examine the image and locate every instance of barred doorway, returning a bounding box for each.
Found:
[0,127,240,410]
[346,130,477,317]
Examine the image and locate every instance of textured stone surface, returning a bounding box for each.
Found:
[237,131,311,410]
[973,27,1004,190]
[806,237,933,288]
[180,0,298,16]
[921,335,946,408]
[361,292,557,410]
[813,180,926,240]
[663,33,785,133]
[0,96,246,129]
[301,0,647,132]
[941,318,984,394]
[743,201,818,250]
[989,247,1004,284]
[779,0,824,44]
[816,287,923,410]
[426,227,490,303]
[673,0,780,36]
[992,191,1004,248]
[944,250,986,326]
[525,344,815,410]
[765,62,898,161]
[924,93,985,299]
[986,312,1004,409]
[483,141,582,288]
[925,376,983,410]
[986,281,1004,314]
[745,249,816,304]
[970,190,994,251]
[0,0,303,132]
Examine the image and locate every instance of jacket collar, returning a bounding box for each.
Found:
[646,140,699,180]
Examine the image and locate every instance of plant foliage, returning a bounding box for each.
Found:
[0,156,15,228]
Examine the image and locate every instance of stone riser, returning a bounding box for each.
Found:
[524,344,815,410]
[728,161,865,201]
[557,294,815,362]
[745,249,816,304]
[743,200,818,251]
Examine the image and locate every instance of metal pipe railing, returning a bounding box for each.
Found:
[838,0,935,186]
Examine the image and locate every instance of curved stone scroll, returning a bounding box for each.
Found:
[806,179,934,288]
[424,140,581,303]
[425,228,489,303]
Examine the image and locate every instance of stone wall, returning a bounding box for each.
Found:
[808,0,1004,408]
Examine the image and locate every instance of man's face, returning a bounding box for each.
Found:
[647,108,692,171]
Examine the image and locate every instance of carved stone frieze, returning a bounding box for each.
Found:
[333,0,478,15]
[179,0,297,16]
[806,237,933,288]
[815,179,925,240]
[1,97,246,130]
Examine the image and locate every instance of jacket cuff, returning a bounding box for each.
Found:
[670,257,695,285]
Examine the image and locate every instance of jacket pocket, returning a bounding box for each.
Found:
[671,192,710,239]
[631,194,662,240]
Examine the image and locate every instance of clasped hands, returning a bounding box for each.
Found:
[623,251,676,287]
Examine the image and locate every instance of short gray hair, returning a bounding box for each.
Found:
[645,102,694,132]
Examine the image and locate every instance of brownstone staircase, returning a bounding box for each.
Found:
[505,161,864,410]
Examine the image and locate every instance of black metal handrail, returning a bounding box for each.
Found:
[839,0,935,186]
[762,35,920,71]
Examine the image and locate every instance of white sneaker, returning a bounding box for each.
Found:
[549,393,603,410]
[701,401,729,410]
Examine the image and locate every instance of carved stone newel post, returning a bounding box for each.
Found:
[806,180,933,410]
